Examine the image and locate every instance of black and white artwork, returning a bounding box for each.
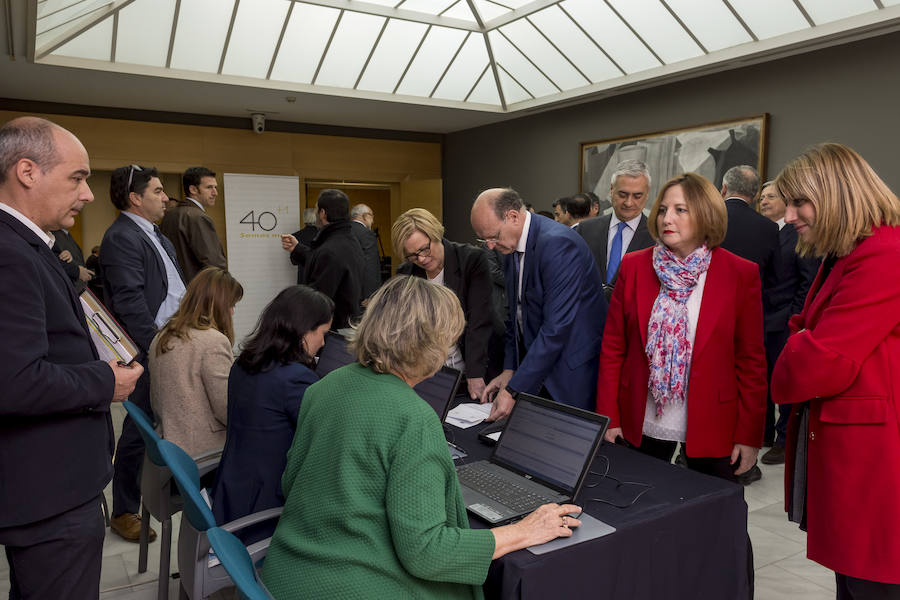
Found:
[581,115,768,213]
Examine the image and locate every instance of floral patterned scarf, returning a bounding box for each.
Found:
[646,243,711,416]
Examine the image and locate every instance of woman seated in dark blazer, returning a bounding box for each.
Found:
[261,275,581,599]
[211,285,334,544]
[597,172,768,481]
[392,208,504,399]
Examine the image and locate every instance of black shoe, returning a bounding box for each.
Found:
[761,446,785,465]
[736,464,762,485]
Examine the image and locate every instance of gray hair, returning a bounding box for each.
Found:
[610,159,651,188]
[302,207,317,226]
[350,203,373,219]
[488,187,523,219]
[0,117,62,186]
[723,165,760,198]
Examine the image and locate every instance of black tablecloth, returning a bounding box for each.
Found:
[446,418,751,600]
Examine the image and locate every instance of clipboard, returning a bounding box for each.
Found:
[79,288,140,364]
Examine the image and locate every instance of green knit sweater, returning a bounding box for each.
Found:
[261,363,495,599]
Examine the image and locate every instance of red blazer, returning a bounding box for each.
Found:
[772,225,900,584]
[597,246,767,458]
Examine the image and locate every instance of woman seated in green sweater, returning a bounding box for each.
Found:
[261,275,581,599]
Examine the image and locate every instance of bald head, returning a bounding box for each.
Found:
[471,187,526,254]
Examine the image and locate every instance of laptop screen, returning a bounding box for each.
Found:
[315,332,354,378]
[413,366,462,421]
[492,395,607,492]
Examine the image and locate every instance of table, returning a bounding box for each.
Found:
[446,420,751,600]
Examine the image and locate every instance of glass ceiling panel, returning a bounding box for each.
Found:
[269,4,339,84]
[395,26,468,97]
[489,29,557,98]
[467,67,501,105]
[728,0,810,40]
[528,5,622,83]
[357,19,429,93]
[433,33,488,101]
[799,0,875,25]
[500,18,588,91]
[442,1,477,22]
[664,0,752,52]
[608,0,703,64]
[115,0,176,68]
[36,0,109,51]
[560,0,660,74]
[882,0,900,6]
[169,0,234,72]
[399,0,459,16]
[222,0,290,78]
[498,68,531,104]
[55,14,111,61]
[474,0,511,22]
[316,11,386,88]
[353,0,396,7]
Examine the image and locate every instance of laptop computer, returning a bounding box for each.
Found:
[456,393,609,525]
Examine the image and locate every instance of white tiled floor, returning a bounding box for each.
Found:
[1,404,834,599]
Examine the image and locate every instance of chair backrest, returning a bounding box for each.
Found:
[158,439,217,531]
[206,527,274,600]
[123,400,166,466]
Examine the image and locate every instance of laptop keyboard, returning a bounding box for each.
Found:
[457,464,556,512]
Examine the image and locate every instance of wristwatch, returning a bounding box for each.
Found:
[505,385,520,400]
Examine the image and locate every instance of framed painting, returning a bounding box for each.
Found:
[581,114,768,214]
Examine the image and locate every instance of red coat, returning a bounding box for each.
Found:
[772,225,900,584]
[597,247,767,457]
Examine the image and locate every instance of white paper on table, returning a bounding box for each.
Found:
[445,402,492,428]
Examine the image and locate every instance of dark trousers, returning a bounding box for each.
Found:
[765,329,792,447]
[1,496,105,600]
[836,573,900,600]
[112,368,150,516]
[638,435,754,599]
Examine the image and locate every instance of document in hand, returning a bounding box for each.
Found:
[79,288,139,364]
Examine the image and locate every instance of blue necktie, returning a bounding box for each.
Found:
[606,222,627,284]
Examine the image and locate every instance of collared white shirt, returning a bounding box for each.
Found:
[187,197,205,211]
[514,210,532,330]
[0,202,53,248]
[352,218,369,228]
[121,211,186,327]
[776,217,785,231]
[607,213,642,265]
[430,267,465,370]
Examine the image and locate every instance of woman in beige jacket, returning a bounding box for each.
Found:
[149,267,243,456]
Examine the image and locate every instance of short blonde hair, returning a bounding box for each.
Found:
[775,143,900,257]
[647,173,727,249]
[351,275,464,380]
[391,208,444,259]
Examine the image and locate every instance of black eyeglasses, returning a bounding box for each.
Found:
[404,241,432,262]
[126,164,142,193]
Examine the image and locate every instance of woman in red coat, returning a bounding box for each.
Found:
[772,143,900,598]
[597,172,767,481]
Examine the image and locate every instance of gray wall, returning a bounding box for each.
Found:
[443,30,900,241]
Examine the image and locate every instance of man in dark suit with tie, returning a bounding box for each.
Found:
[0,116,142,598]
[578,159,656,299]
[471,188,608,421]
[350,203,382,301]
[100,164,186,542]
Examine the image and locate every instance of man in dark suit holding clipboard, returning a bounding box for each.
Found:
[0,117,142,598]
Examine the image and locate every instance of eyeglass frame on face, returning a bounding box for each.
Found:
[475,216,508,246]
[126,164,143,194]
[404,240,432,262]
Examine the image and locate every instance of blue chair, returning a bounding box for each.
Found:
[206,527,275,600]
[157,440,281,600]
[123,401,220,600]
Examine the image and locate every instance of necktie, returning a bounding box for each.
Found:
[154,225,179,266]
[606,222,627,284]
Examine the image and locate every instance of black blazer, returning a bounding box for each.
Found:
[350,220,382,300]
[578,213,654,288]
[764,223,820,335]
[721,198,780,293]
[51,229,87,293]
[0,211,115,527]
[304,220,364,329]
[398,240,501,380]
[100,214,183,353]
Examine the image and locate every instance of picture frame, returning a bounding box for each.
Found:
[581,114,769,214]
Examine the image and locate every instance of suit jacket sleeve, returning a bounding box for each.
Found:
[772,240,900,405]
[289,241,310,267]
[305,247,342,300]
[791,255,820,317]
[0,248,114,416]
[508,234,596,394]
[187,212,227,270]
[459,247,494,380]
[201,333,233,427]
[102,228,159,353]
[732,263,768,447]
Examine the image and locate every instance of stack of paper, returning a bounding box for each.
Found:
[445,402,493,429]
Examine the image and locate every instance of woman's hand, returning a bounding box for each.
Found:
[730,443,760,475]
[605,427,623,444]
[490,503,582,559]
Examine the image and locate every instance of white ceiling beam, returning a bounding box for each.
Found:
[266,1,293,79]
[721,0,758,42]
[793,0,816,27]
[483,0,562,30]
[467,0,507,110]
[34,0,137,60]
[165,0,181,68]
[297,0,480,31]
[660,0,708,54]
[217,0,240,75]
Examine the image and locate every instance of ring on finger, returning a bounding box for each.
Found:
[562,515,568,527]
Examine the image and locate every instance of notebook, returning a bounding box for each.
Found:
[456,393,609,525]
